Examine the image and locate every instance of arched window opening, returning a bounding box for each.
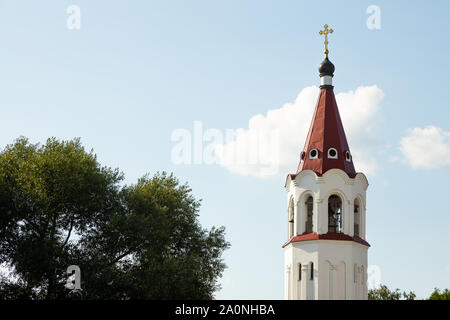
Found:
[328,148,338,159]
[305,196,313,233]
[328,195,342,233]
[310,262,314,280]
[309,148,319,159]
[354,199,360,237]
[298,263,302,281]
[288,198,295,239]
[345,151,352,162]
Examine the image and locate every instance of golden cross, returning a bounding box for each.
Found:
[319,24,333,57]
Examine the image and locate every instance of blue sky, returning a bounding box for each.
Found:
[0,0,449,299]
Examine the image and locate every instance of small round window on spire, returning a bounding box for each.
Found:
[345,151,352,162]
[328,148,338,159]
[309,148,319,159]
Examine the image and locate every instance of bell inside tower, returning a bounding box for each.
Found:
[328,195,342,233]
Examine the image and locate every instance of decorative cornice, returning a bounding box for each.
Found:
[285,169,369,191]
[282,232,371,248]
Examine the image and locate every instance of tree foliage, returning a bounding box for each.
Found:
[368,284,416,300]
[429,288,450,300]
[0,137,229,299]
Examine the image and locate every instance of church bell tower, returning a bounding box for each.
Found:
[283,25,370,300]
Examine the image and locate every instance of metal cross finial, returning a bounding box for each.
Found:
[319,24,334,57]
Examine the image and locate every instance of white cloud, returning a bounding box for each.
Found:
[400,126,450,168]
[214,85,384,178]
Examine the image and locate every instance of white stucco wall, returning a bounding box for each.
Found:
[284,240,368,300]
[283,169,369,300]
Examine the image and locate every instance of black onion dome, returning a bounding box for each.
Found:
[318,57,335,77]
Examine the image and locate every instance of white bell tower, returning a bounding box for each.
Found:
[283,25,370,300]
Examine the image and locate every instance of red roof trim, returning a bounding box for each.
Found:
[282,232,370,248]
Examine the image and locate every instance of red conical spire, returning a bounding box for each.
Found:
[295,86,356,178]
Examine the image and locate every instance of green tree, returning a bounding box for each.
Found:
[368,284,416,300]
[0,137,229,299]
[429,288,450,300]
